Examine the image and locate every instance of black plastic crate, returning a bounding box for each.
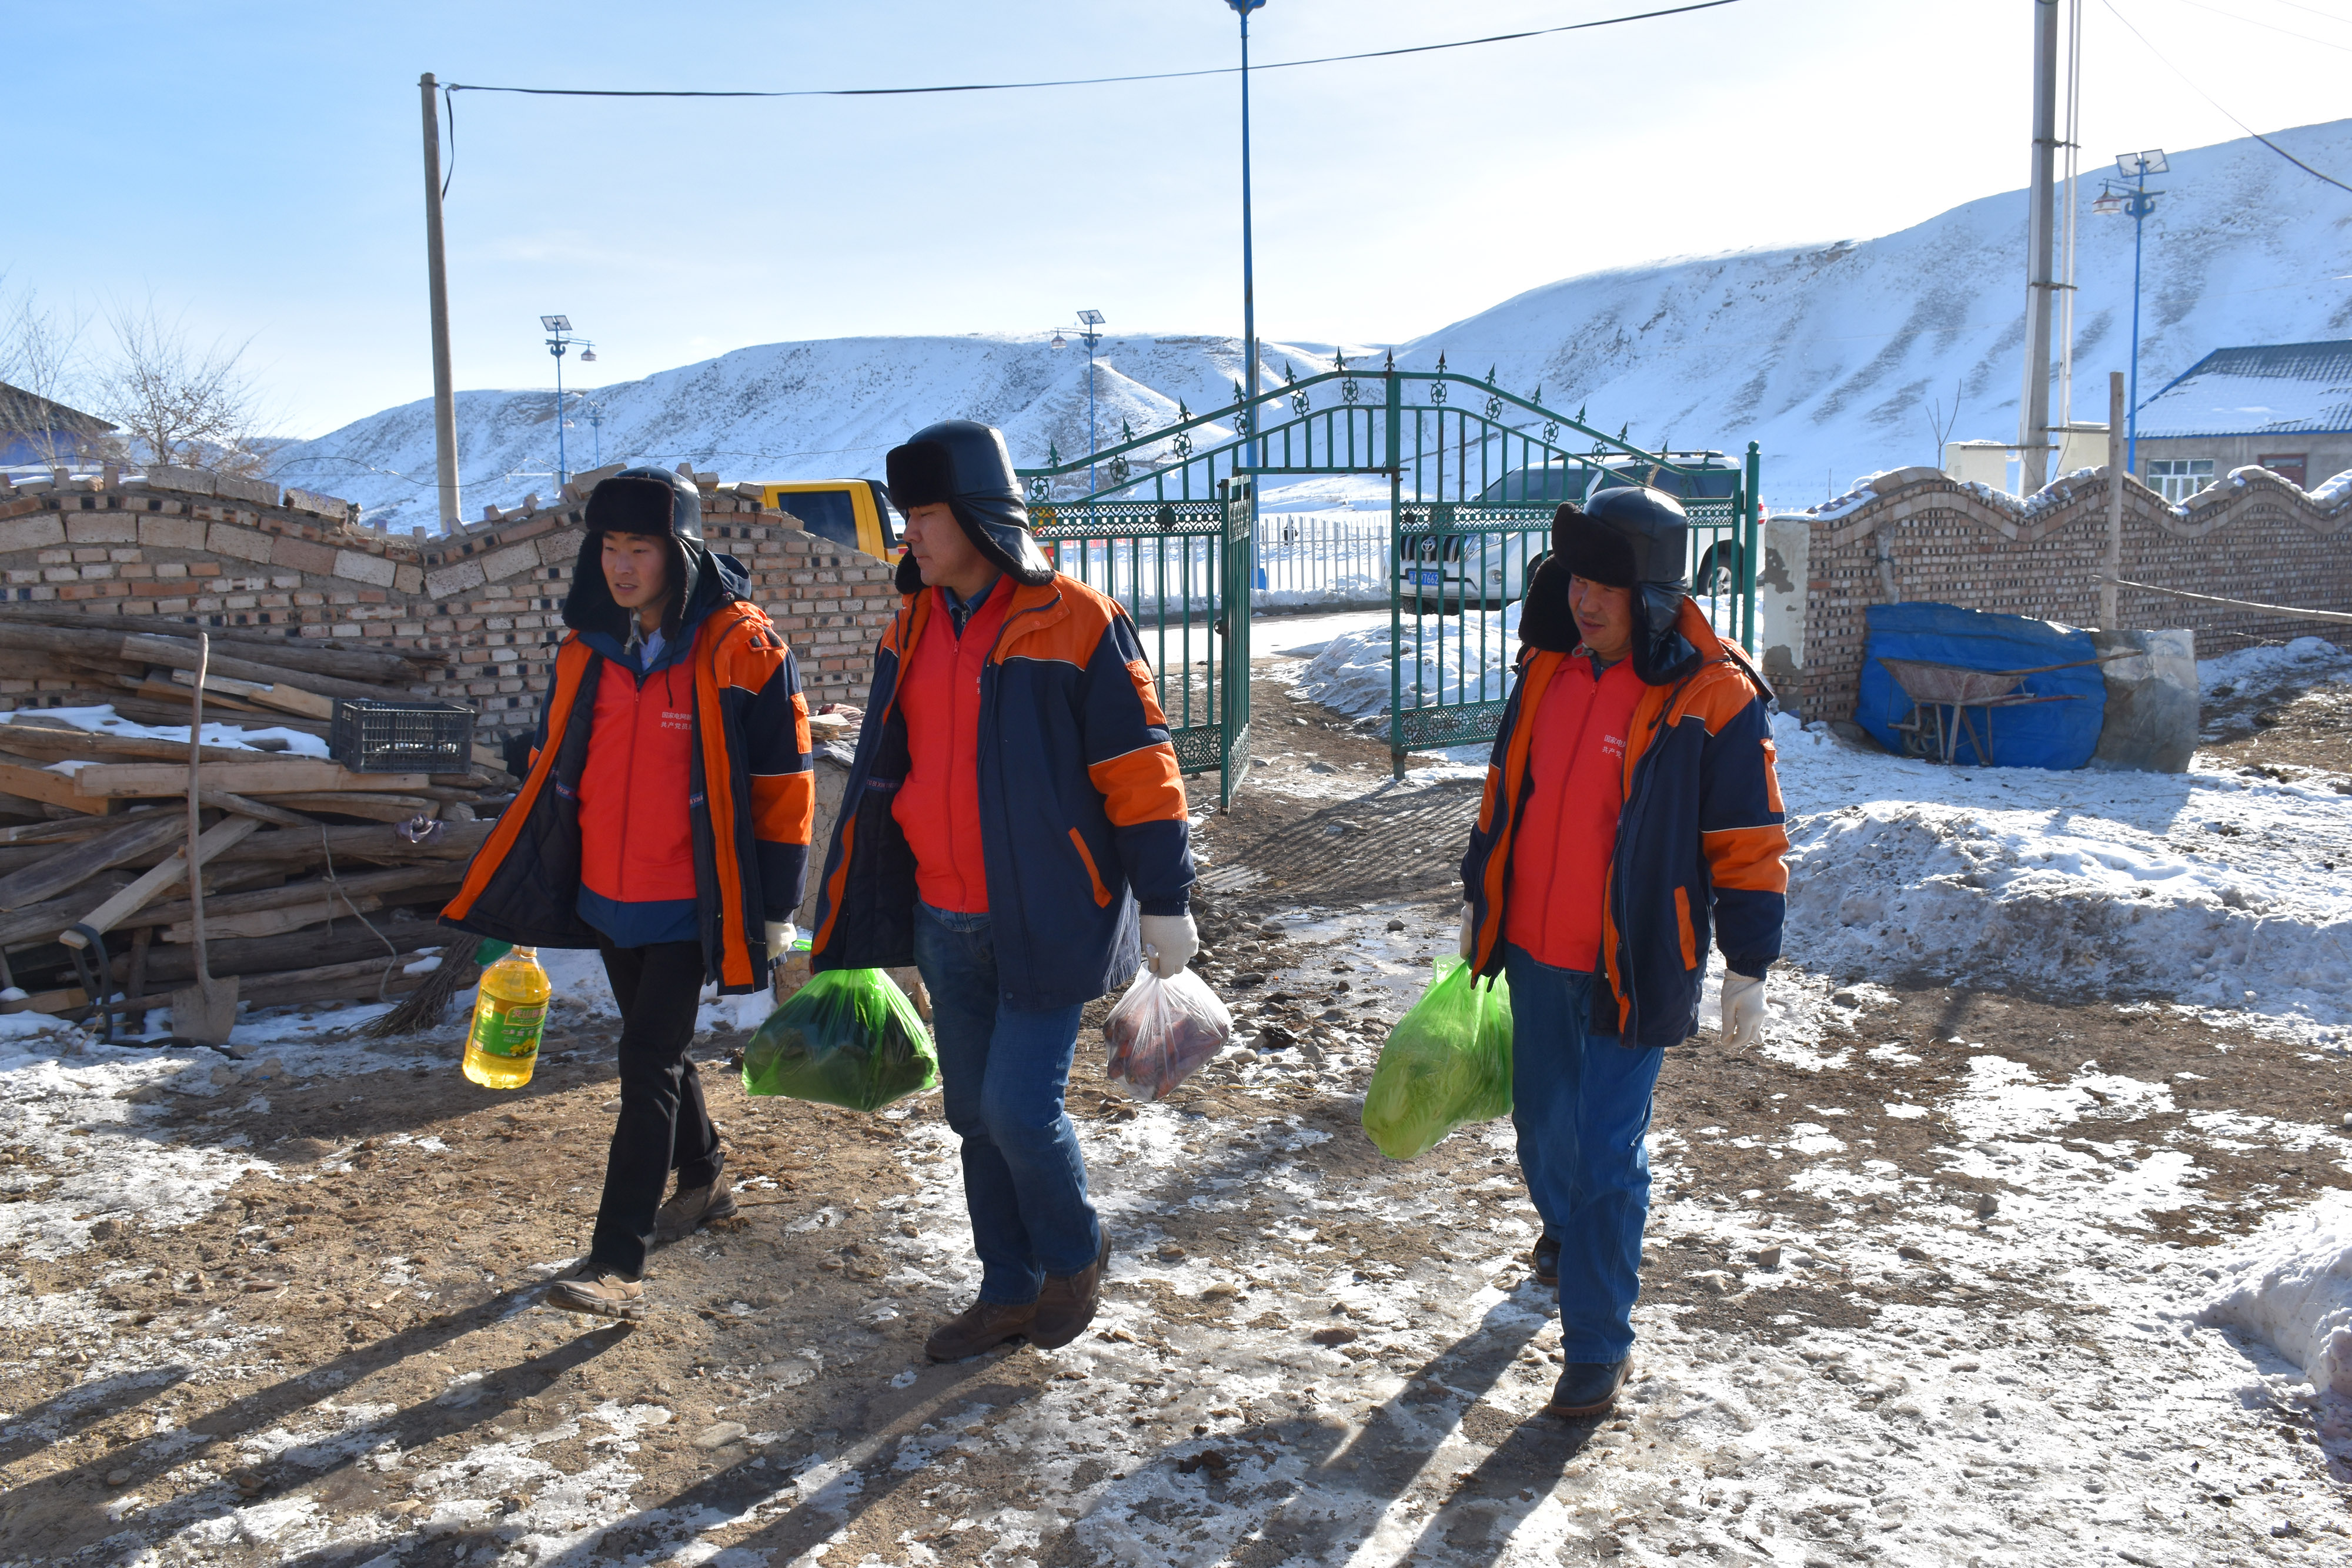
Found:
[330,699,476,774]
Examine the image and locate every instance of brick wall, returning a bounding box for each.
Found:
[0,471,901,734]
[1787,463,2352,723]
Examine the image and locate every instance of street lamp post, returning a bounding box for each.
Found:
[1228,0,1265,477]
[540,315,595,491]
[1061,310,1106,491]
[2095,150,2166,476]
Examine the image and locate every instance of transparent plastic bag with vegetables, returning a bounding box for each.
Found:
[1104,967,1234,1102]
[742,968,938,1112]
[1360,957,1514,1159]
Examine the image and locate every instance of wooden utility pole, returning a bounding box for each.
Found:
[420,73,462,531]
[2102,370,2124,626]
[2017,1,2061,494]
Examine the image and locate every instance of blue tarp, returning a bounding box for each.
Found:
[1858,602,2106,769]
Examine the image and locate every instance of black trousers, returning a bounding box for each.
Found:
[590,938,722,1277]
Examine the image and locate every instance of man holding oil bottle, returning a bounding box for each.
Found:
[442,466,815,1320]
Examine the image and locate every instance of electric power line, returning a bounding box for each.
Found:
[440,2,1744,104]
[2103,0,2352,193]
[2159,0,2352,51]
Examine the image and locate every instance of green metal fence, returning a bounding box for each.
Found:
[1017,360,1759,800]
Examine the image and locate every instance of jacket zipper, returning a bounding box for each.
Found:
[980,591,1061,996]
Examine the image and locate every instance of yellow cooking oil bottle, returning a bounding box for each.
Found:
[462,945,550,1089]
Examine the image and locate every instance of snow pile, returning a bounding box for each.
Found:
[2200,634,2352,706]
[1772,711,2352,1034]
[1295,606,1521,717]
[2199,1190,2352,1395]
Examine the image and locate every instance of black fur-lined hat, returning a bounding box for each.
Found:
[885,420,1052,594]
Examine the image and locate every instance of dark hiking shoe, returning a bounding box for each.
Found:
[1531,1233,1561,1288]
[925,1299,1037,1361]
[1030,1235,1111,1350]
[1543,1358,1631,1419]
[654,1175,737,1245]
[549,1265,647,1322]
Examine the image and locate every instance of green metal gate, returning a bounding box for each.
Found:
[1017,359,1760,803]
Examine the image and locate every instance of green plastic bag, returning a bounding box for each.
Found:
[742,968,939,1112]
[1360,957,1514,1160]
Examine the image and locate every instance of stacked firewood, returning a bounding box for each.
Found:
[0,614,519,1031]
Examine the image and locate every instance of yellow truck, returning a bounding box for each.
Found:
[757,480,903,563]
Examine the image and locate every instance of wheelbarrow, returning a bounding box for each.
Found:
[1875,653,2131,766]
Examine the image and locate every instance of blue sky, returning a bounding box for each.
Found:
[9,0,2350,437]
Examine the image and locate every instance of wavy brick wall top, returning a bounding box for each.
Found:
[0,472,899,733]
[1789,464,2352,723]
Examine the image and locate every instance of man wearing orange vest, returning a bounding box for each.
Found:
[442,467,814,1320]
[1459,487,1788,1418]
[813,420,1197,1361]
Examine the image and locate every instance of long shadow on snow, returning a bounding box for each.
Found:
[0,1286,629,1560]
[0,1363,192,1470]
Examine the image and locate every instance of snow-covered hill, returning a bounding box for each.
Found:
[277,120,2352,525]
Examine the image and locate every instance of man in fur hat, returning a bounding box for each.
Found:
[810,420,1199,1360]
[1457,484,1789,1417]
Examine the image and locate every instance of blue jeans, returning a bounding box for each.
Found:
[1504,944,1666,1362]
[912,901,1100,1304]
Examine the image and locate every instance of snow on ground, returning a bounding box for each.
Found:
[1772,711,2352,1040]
[2201,636,2352,725]
[6,634,2351,1562]
[0,706,332,760]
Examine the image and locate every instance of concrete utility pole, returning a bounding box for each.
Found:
[2102,370,2124,626]
[420,73,462,531]
[2017,1,2060,494]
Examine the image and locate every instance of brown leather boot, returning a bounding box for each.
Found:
[1029,1235,1110,1350]
[924,1299,1037,1362]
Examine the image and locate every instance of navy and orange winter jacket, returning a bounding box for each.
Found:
[442,550,814,994]
[811,571,1194,1011]
[1463,591,1789,1048]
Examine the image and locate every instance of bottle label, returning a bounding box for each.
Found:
[472,1001,546,1059]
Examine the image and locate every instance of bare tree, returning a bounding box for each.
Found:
[0,282,97,473]
[1924,380,1965,471]
[91,300,269,476]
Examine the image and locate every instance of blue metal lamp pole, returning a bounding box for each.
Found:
[1077,309,1105,491]
[1228,0,1266,599]
[2096,151,2166,476]
[540,314,594,491]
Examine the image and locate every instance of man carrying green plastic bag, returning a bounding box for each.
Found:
[1361,959,1513,1160]
[1456,488,1789,1422]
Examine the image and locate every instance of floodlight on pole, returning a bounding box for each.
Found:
[2096,149,2167,474]
[542,316,594,491]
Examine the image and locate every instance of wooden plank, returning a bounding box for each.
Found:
[0,811,161,847]
[0,874,132,947]
[69,760,429,799]
[58,816,262,948]
[0,607,434,683]
[167,668,338,721]
[165,892,400,943]
[0,722,268,765]
[195,788,320,830]
[0,811,189,912]
[135,862,457,935]
[0,754,111,815]
[207,819,492,867]
[103,691,335,740]
[262,794,435,823]
[118,633,408,705]
[236,965,426,1011]
[124,677,275,716]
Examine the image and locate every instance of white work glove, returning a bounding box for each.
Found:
[765,920,799,958]
[1139,911,1200,979]
[1458,904,1475,961]
[1721,972,1766,1051]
